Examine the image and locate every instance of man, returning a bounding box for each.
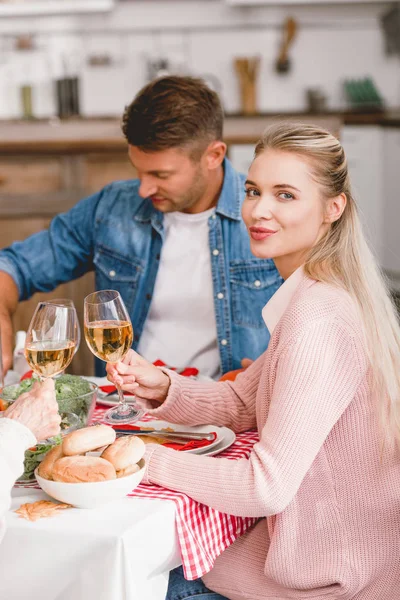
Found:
[0,379,60,542]
[0,76,282,377]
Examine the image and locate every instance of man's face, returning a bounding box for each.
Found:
[128,145,210,214]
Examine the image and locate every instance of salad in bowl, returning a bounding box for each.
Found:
[1,375,98,481]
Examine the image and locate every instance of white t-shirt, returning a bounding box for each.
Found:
[0,417,36,544]
[137,208,221,379]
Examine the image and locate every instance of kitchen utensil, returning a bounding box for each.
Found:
[113,428,215,441]
[234,56,261,115]
[275,17,297,74]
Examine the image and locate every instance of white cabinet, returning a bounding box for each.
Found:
[228,144,255,176]
[341,126,383,266]
[382,129,400,276]
[226,0,387,4]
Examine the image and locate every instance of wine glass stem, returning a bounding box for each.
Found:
[116,384,126,406]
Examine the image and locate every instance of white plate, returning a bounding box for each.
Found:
[195,427,236,456]
[130,420,234,455]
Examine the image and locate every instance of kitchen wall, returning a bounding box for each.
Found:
[0,0,398,119]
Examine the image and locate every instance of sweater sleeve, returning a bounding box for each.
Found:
[0,418,36,543]
[145,318,368,517]
[143,355,265,433]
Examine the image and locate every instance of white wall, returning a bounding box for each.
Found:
[0,0,398,118]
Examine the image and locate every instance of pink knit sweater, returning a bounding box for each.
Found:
[144,270,400,599]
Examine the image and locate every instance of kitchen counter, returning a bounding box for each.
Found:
[3,110,398,154]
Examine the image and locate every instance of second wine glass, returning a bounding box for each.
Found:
[24,301,81,432]
[47,299,81,355]
[84,290,143,424]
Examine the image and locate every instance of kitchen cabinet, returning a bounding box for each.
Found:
[0,219,95,376]
[0,155,83,218]
[226,0,387,4]
[82,153,135,194]
[0,147,135,375]
[341,126,383,266]
[382,129,400,278]
[228,144,255,176]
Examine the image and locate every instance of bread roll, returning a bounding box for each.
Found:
[52,456,116,483]
[62,425,116,456]
[38,444,64,480]
[116,463,141,478]
[101,435,145,471]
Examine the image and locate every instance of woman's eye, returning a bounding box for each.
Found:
[245,188,260,198]
[278,192,294,200]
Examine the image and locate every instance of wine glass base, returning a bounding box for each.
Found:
[102,403,144,425]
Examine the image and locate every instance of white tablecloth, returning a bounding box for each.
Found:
[0,487,181,600]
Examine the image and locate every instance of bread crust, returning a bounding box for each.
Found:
[116,463,141,478]
[38,444,64,480]
[62,425,116,456]
[101,435,145,471]
[52,456,116,483]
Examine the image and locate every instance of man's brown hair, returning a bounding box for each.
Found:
[121,75,224,156]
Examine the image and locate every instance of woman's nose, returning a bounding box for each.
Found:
[251,197,273,221]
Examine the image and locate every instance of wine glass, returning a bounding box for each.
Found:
[24,301,80,431]
[47,299,81,355]
[83,290,143,424]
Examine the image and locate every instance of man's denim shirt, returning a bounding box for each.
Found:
[0,158,283,375]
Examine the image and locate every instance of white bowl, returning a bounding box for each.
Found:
[34,459,145,509]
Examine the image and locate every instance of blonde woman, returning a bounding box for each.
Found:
[107,123,400,600]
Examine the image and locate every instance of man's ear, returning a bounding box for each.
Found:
[204,141,227,170]
[324,193,347,223]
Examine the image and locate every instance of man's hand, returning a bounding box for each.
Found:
[0,309,14,374]
[0,272,19,375]
[106,349,171,405]
[4,378,61,441]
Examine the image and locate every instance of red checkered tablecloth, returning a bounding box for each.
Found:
[93,404,260,579]
[15,400,259,581]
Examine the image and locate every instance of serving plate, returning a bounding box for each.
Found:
[129,419,235,455]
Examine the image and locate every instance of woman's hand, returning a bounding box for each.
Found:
[106,350,171,404]
[4,378,61,441]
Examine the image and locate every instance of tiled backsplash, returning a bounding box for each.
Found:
[0,0,398,119]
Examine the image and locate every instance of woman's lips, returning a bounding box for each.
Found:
[249,226,277,241]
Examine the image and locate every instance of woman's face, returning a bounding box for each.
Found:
[242,149,331,279]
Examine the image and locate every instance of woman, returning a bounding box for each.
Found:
[107,123,400,599]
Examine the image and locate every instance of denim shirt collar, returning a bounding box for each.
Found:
[132,157,242,227]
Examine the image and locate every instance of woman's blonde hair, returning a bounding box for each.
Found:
[255,122,400,445]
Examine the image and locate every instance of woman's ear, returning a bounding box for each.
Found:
[324,193,347,224]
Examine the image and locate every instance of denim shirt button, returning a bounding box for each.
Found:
[109,270,116,277]
[217,292,224,299]
[212,249,219,256]
[221,339,228,346]
[254,280,261,287]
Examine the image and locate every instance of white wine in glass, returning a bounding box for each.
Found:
[24,301,80,432]
[25,302,77,377]
[84,290,143,424]
[48,299,81,355]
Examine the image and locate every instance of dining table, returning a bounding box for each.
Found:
[0,374,259,600]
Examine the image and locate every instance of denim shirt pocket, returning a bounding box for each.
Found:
[93,245,144,314]
[230,260,281,328]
